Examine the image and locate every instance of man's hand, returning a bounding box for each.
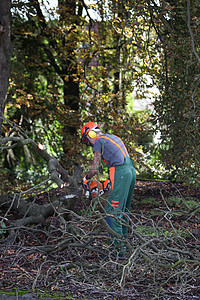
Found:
[86,151,101,179]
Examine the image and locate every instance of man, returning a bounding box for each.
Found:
[81,121,136,255]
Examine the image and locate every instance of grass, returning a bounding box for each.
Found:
[134,196,200,239]
[136,195,199,211]
[0,289,79,299]
[166,196,199,210]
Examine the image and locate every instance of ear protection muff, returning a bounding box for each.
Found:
[88,130,97,139]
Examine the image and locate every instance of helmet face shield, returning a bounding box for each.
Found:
[81,126,90,145]
[81,135,90,145]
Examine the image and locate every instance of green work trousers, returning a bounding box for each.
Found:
[106,157,136,251]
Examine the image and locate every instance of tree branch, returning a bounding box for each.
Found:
[187,0,200,66]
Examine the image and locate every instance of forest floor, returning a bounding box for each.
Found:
[0,179,200,299]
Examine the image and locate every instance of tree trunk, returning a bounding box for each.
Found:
[0,0,12,133]
[58,0,81,166]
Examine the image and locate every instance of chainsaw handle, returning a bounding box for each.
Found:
[81,177,93,199]
[82,176,89,189]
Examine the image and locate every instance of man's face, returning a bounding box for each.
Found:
[81,134,94,147]
[86,135,95,147]
[82,129,100,147]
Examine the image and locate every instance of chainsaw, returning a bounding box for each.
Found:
[82,178,110,199]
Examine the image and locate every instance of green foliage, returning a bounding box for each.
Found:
[6,0,155,183]
[2,0,199,185]
[151,0,200,183]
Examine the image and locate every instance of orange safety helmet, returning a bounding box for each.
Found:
[81,122,99,145]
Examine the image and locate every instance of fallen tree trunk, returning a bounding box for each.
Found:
[0,164,83,247]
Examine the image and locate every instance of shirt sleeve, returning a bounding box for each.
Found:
[93,139,102,154]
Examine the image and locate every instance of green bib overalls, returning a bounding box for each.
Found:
[95,135,136,253]
[106,157,136,252]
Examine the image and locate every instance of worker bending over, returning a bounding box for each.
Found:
[81,122,136,256]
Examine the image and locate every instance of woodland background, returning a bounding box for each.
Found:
[0,0,200,299]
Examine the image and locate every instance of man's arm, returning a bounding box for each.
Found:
[86,151,101,179]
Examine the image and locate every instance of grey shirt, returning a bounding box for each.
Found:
[93,134,129,167]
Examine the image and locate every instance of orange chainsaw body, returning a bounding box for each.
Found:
[85,179,110,199]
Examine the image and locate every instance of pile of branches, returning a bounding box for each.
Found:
[0,188,200,299]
